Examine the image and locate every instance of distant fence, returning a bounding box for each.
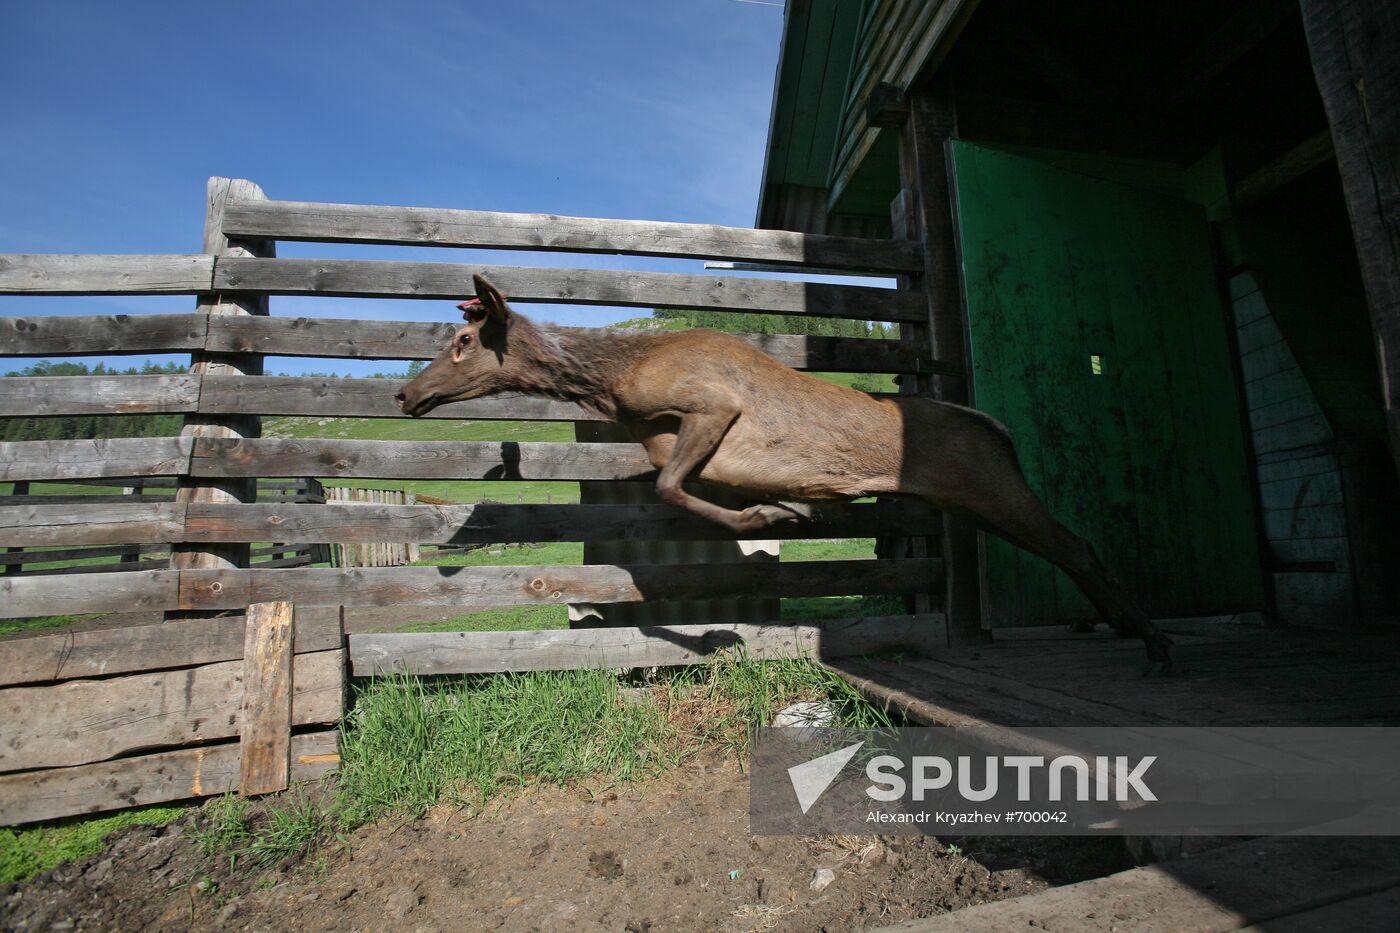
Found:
[0,176,954,823]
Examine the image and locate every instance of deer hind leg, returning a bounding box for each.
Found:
[652,409,800,533]
[939,472,1173,671]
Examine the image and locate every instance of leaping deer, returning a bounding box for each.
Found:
[396,274,1173,671]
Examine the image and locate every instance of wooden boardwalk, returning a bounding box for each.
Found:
[833,620,1400,931]
[828,619,1400,727]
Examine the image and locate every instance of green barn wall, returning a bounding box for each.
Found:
[950,142,1265,625]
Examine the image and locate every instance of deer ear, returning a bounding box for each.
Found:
[472,274,511,323]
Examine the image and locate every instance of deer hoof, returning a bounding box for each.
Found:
[1141,659,1174,678]
[738,504,801,529]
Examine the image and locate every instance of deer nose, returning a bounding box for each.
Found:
[394,391,407,405]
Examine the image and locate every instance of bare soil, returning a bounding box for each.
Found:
[2,749,1128,933]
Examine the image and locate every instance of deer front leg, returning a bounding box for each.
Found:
[653,409,799,533]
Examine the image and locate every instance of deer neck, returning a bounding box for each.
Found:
[502,324,632,419]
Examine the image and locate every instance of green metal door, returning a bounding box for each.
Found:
[950,143,1264,626]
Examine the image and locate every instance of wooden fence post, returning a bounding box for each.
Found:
[166,178,274,620]
[885,81,987,647]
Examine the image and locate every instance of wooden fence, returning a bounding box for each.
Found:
[0,177,954,823]
[0,477,326,575]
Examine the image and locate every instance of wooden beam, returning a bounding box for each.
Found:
[0,729,339,827]
[1156,0,1300,113]
[178,500,943,545]
[0,502,187,546]
[167,177,276,596]
[893,81,984,649]
[196,375,599,421]
[0,375,200,417]
[220,198,924,273]
[0,606,343,687]
[238,601,296,795]
[350,613,947,676]
[203,314,933,374]
[212,258,927,323]
[0,255,215,295]
[1234,129,1337,209]
[0,313,207,356]
[0,648,341,772]
[0,438,194,483]
[0,567,178,617]
[1301,0,1400,475]
[193,437,658,481]
[174,558,944,612]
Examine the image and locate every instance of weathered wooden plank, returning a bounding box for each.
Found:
[0,606,343,687]
[0,438,194,483]
[0,255,215,295]
[193,437,656,481]
[167,177,277,591]
[181,500,943,545]
[876,836,1400,933]
[0,502,186,546]
[204,315,926,373]
[212,258,926,323]
[0,729,339,827]
[221,198,925,273]
[0,569,178,618]
[0,647,342,771]
[0,375,201,417]
[197,375,597,420]
[177,558,944,611]
[350,613,946,676]
[239,601,296,795]
[0,313,207,356]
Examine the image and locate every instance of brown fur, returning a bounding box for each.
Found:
[398,275,1172,668]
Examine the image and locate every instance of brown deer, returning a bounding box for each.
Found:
[397,274,1173,671]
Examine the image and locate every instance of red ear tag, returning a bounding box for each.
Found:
[457,297,483,313]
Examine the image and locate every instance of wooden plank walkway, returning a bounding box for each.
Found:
[828,619,1400,727]
[837,621,1400,932]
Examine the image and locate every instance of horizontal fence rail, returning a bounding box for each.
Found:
[2,500,941,547]
[350,614,947,676]
[0,312,944,374]
[219,198,926,273]
[211,258,926,323]
[0,558,943,617]
[0,374,902,421]
[0,255,214,295]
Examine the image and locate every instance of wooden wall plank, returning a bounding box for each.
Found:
[0,438,194,483]
[176,558,943,611]
[0,375,200,417]
[196,375,596,421]
[220,198,924,273]
[239,601,296,795]
[0,648,342,772]
[204,315,926,373]
[0,502,186,546]
[192,437,656,481]
[350,613,947,675]
[0,255,215,295]
[180,500,942,545]
[0,607,343,687]
[212,258,926,323]
[0,729,338,827]
[0,313,207,356]
[0,569,178,618]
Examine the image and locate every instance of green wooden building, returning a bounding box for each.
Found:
[756,0,1399,635]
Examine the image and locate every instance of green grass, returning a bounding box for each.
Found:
[0,805,186,884]
[0,613,102,637]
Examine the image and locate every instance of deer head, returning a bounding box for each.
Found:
[396,274,516,417]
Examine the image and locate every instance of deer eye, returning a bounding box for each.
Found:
[457,333,473,347]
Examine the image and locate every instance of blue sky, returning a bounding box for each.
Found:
[0,0,789,375]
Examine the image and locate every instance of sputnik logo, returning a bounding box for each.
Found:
[787,742,864,814]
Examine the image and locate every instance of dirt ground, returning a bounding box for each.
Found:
[2,748,1129,933]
